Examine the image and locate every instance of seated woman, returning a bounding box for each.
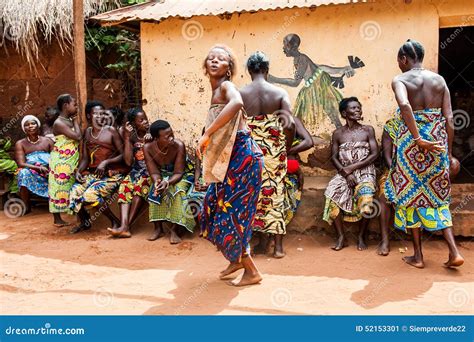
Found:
[144,120,195,244]
[284,116,314,225]
[323,97,378,251]
[14,115,53,215]
[69,108,127,234]
[108,108,151,238]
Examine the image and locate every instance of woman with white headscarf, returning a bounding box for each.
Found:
[14,115,53,215]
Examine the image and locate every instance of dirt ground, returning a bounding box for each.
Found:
[0,208,472,315]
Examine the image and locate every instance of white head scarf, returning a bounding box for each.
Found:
[21,115,41,133]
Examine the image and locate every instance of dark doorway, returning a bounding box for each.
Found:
[439,26,474,183]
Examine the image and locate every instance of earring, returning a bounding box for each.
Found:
[226,70,231,78]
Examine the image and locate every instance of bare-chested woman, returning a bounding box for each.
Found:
[240,51,295,259]
[15,115,53,215]
[199,45,263,286]
[384,39,464,268]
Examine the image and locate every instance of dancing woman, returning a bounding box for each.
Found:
[198,45,264,286]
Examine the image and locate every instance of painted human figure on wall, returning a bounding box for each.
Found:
[269,33,364,136]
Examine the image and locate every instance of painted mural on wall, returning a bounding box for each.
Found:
[269,34,365,138]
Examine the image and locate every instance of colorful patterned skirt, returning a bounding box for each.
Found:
[294,68,343,134]
[384,108,452,232]
[69,173,124,213]
[117,174,151,204]
[148,176,196,232]
[17,151,50,198]
[201,130,263,263]
[48,135,79,213]
[248,114,287,235]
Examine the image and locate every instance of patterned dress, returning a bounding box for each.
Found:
[201,130,263,263]
[69,140,125,213]
[148,160,196,232]
[48,135,79,213]
[118,141,151,203]
[323,141,377,224]
[384,108,452,231]
[17,151,50,198]
[247,114,287,235]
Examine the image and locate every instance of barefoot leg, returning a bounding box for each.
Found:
[253,232,269,255]
[148,221,163,241]
[403,228,424,268]
[357,218,369,251]
[219,262,244,279]
[19,186,31,214]
[128,196,145,227]
[273,234,286,258]
[442,227,464,267]
[101,204,120,229]
[331,213,347,251]
[70,208,91,234]
[53,213,69,226]
[228,255,262,287]
[108,203,131,237]
[169,224,182,244]
[377,195,391,256]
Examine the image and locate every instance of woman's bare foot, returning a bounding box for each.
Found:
[403,255,425,268]
[107,227,132,238]
[443,254,464,268]
[377,241,390,256]
[331,236,348,251]
[69,223,91,234]
[219,263,243,279]
[147,228,162,241]
[357,237,368,251]
[227,271,262,287]
[273,250,286,259]
[169,230,182,244]
[53,218,70,227]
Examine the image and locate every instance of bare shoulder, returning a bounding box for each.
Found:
[221,80,238,92]
[15,138,26,149]
[173,139,185,150]
[332,126,344,138]
[362,124,375,133]
[143,141,154,153]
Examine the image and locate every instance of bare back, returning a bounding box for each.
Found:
[240,81,289,116]
[396,70,447,110]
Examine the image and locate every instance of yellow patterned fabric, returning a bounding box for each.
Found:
[48,135,79,213]
[248,114,287,235]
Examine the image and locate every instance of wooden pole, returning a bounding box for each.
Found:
[73,0,87,128]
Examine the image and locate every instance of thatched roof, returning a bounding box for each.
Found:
[0,0,121,66]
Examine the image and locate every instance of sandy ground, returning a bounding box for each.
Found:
[0,208,472,315]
